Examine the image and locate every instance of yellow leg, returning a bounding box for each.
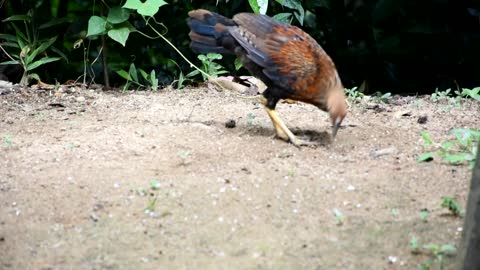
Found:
[282,99,298,104]
[259,96,313,146]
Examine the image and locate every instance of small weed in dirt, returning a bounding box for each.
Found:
[390,207,400,218]
[177,150,191,165]
[2,134,13,147]
[246,112,256,126]
[410,236,456,270]
[332,208,344,225]
[116,63,159,91]
[455,87,480,101]
[430,88,463,111]
[287,167,296,177]
[186,53,228,81]
[417,128,479,168]
[420,209,429,222]
[372,92,392,104]
[345,86,364,103]
[143,180,162,215]
[440,196,463,217]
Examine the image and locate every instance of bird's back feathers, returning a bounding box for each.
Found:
[187,9,346,112]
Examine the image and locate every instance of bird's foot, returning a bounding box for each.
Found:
[289,136,316,147]
[274,133,315,147]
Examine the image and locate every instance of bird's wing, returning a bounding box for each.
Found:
[231,14,324,93]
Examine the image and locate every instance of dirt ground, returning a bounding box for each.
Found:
[0,83,478,270]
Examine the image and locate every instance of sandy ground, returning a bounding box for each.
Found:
[0,84,478,269]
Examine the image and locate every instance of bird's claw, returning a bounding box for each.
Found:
[290,137,316,147]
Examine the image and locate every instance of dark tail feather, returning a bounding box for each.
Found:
[187,9,236,54]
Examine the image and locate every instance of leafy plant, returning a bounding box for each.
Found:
[431,88,453,103]
[177,150,191,165]
[430,88,462,111]
[246,112,256,126]
[420,209,429,222]
[345,86,364,103]
[142,179,160,214]
[186,53,228,81]
[116,63,158,91]
[86,6,137,47]
[441,196,463,217]
[248,0,304,25]
[332,208,344,225]
[2,134,13,147]
[372,91,392,103]
[417,129,479,168]
[390,207,400,217]
[455,87,480,101]
[0,11,68,86]
[410,237,456,270]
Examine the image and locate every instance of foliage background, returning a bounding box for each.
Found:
[1,0,480,94]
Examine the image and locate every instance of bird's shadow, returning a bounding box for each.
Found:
[244,126,332,147]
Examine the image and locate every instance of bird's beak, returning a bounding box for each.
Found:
[332,118,342,139]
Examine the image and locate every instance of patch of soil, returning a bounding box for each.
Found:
[0,85,478,269]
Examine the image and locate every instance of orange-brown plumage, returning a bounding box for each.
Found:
[187,9,347,145]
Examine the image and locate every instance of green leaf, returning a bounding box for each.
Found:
[123,0,168,17]
[417,152,435,162]
[248,0,268,14]
[422,244,440,252]
[86,16,107,37]
[150,69,158,91]
[440,245,456,253]
[206,53,222,60]
[139,69,149,81]
[419,209,428,220]
[440,141,455,151]
[409,236,419,251]
[248,0,260,13]
[0,34,18,42]
[116,69,131,80]
[28,73,41,82]
[26,57,61,71]
[11,23,28,45]
[443,154,470,164]
[25,36,58,65]
[275,0,304,25]
[150,179,161,190]
[107,26,131,46]
[186,69,199,78]
[107,7,130,24]
[420,131,433,145]
[39,17,72,29]
[128,63,139,83]
[0,60,20,65]
[2,15,31,22]
[234,57,243,71]
[273,13,293,24]
[0,42,20,49]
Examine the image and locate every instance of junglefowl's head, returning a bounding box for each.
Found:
[327,85,347,139]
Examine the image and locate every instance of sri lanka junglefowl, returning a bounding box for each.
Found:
[187,9,347,146]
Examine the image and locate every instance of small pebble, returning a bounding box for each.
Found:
[347,185,355,191]
[388,256,398,264]
[225,119,236,128]
[76,96,86,103]
[90,213,99,222]
[417,115,428,124]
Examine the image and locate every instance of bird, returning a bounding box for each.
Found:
[187,9,347,146]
